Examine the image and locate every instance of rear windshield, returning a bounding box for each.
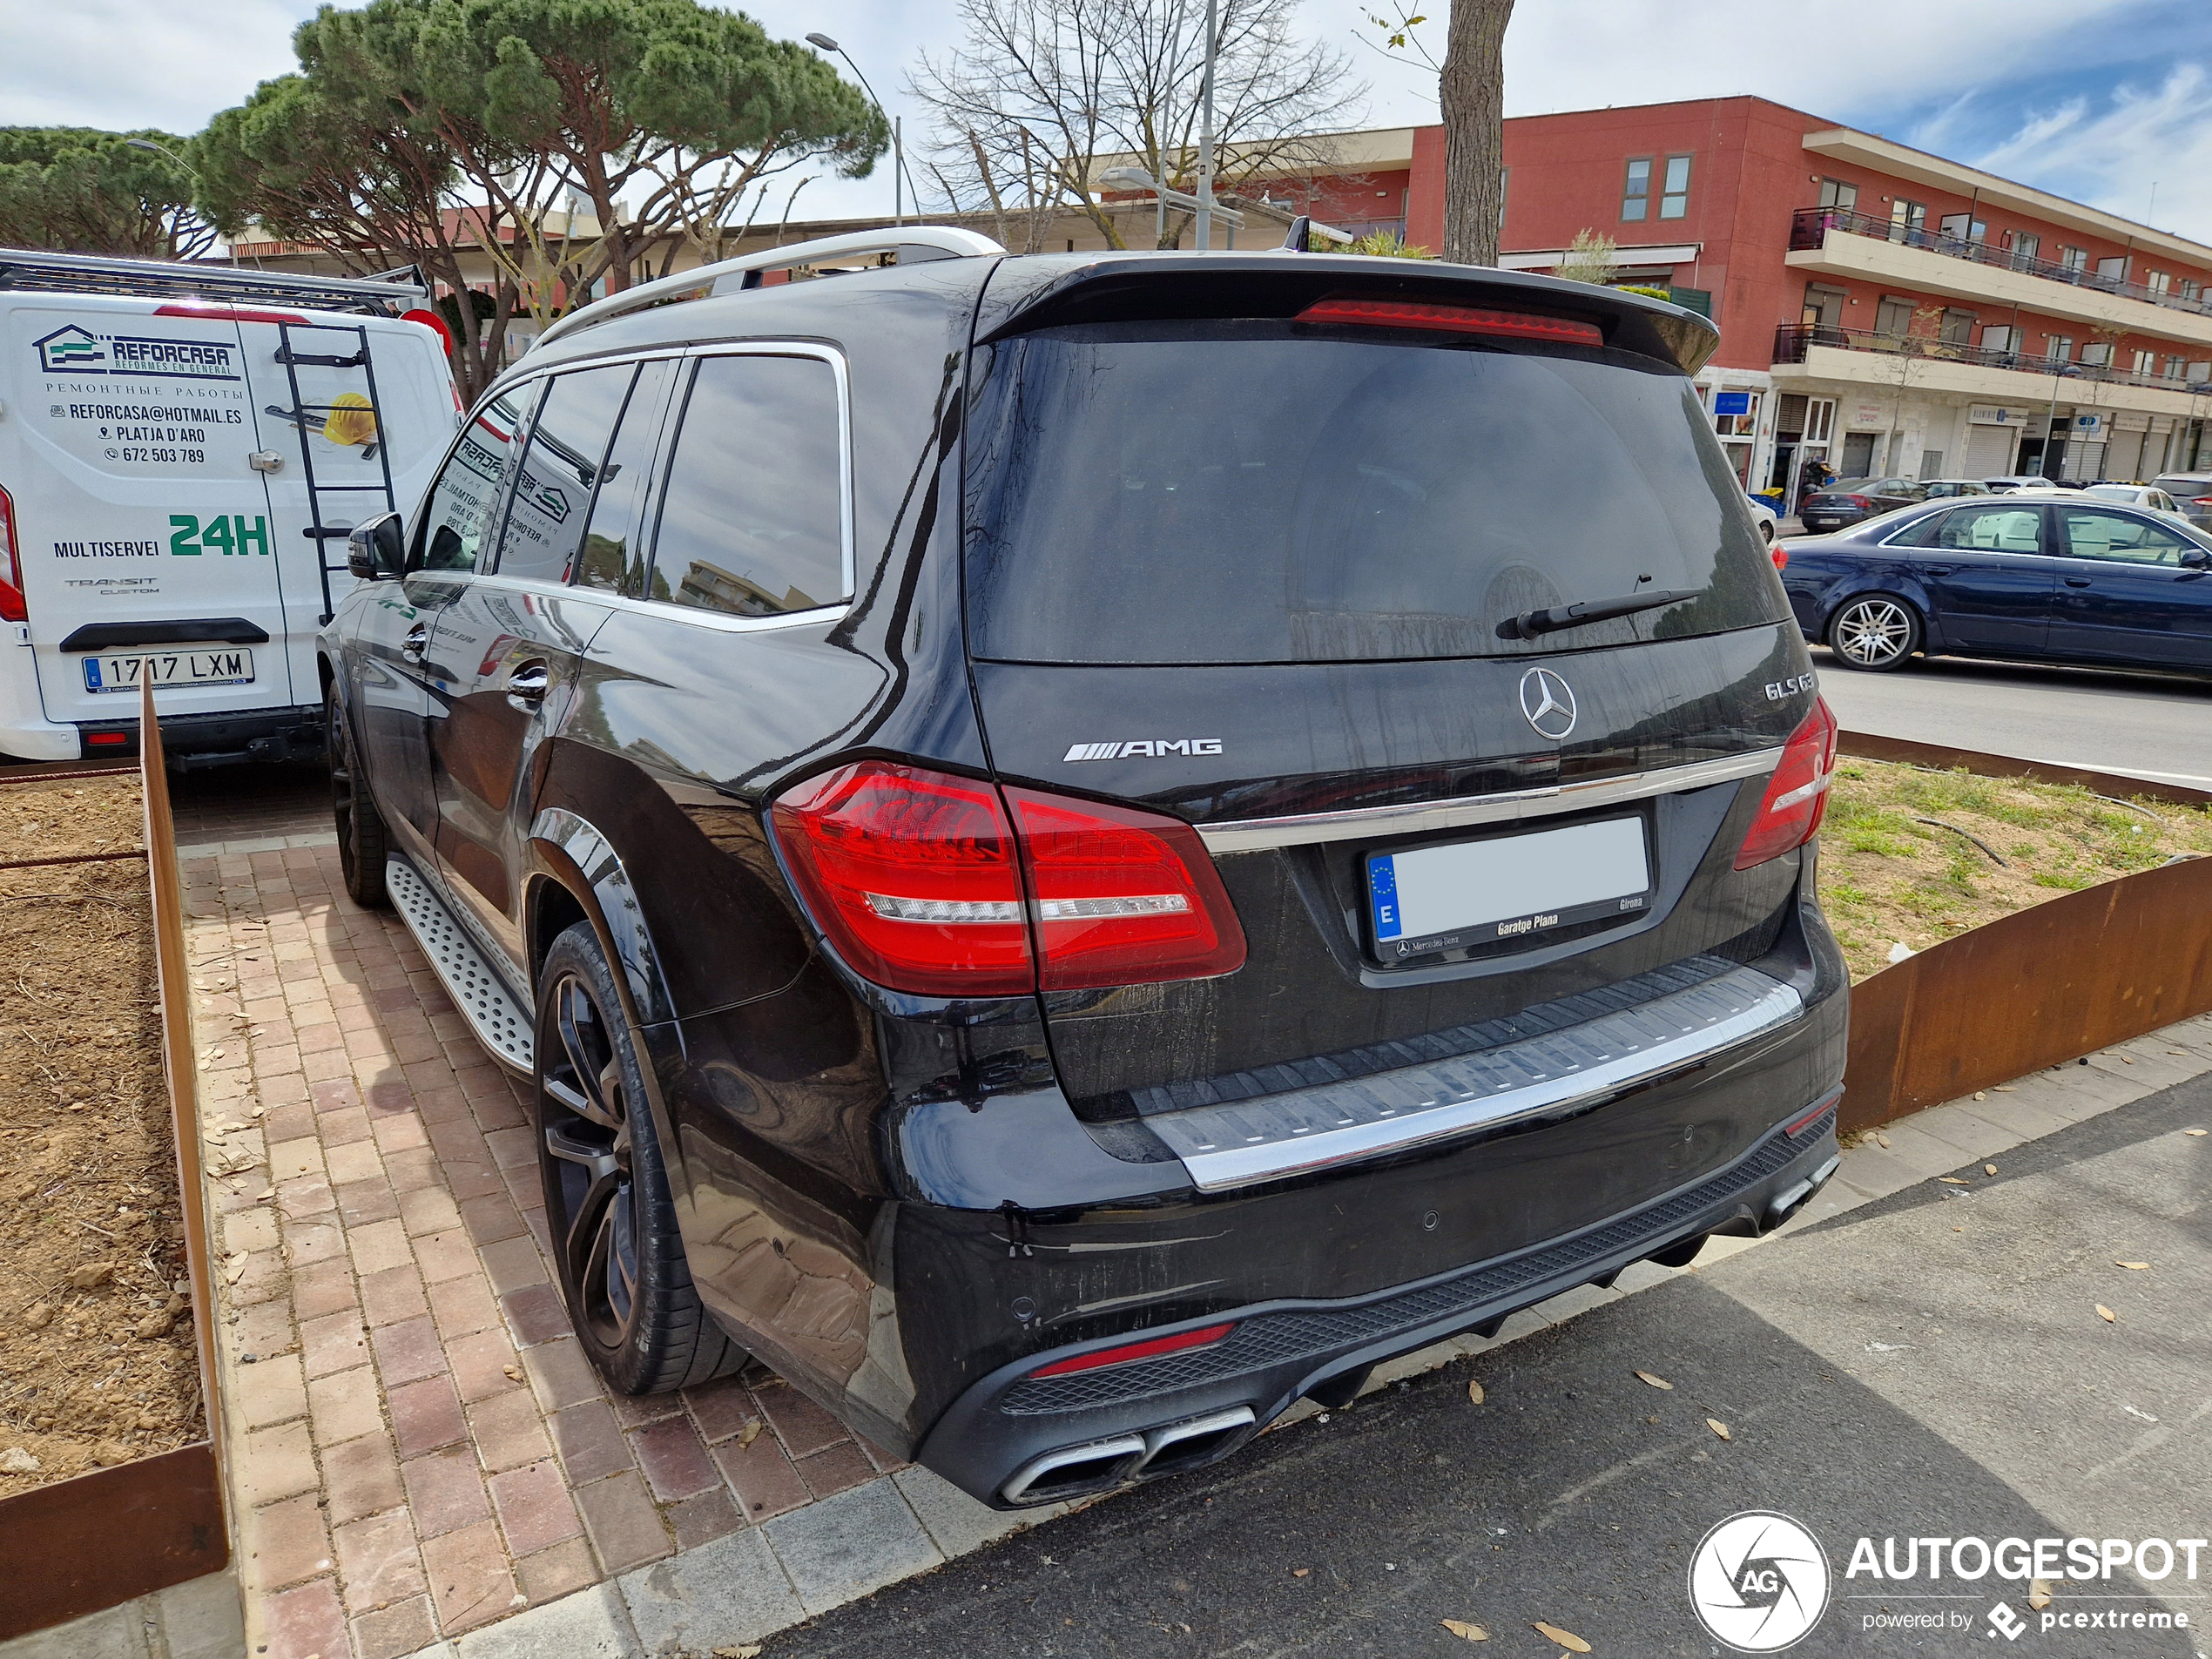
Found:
[962,322,1785,664]
[2153,476,2211,498]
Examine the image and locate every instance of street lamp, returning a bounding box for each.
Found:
[806,33,919,228]
[2042,361,2082,480]
[1096,165,1244,249]
[125,135,198,180]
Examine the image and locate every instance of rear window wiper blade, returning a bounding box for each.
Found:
[1500,586,1696,641]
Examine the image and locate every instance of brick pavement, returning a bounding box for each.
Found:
[185,841,976,1658]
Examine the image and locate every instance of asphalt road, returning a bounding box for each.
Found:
[765,1079,2212,1659]
[1812,651,2212,788]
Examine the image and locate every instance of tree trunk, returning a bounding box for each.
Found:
[1440,0,1514,266]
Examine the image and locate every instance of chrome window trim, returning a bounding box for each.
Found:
[1194,747,1782,854]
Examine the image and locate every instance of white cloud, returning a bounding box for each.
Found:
[0,0,312,132]
[1972,64,2212,237]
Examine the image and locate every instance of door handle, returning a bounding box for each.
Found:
[1923,565,1953,576]
[505,659,551,701]
[2063,577,2093,588]
[402,623,428,660]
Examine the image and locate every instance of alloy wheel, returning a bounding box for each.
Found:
[1832,598,1913,667]
[540,973,642,1350]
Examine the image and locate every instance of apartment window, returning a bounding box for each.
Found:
[2131,349,2157,374]
[1622,158,1651,221]
[2096,255,2129,282]
[2060,246,2088,273]
[1658,155,1692,219]
[2163,354,2188,381]
[2147,270,2172,295]
[2079,341,2113,368]
[2008,231,2041,260]
[1939,308,1976,345]
[1817,178,1858,211]
[2047,335,2074,362]
[1802,284,1846,331]
[1981,324,2019,354]
[1874,295,1917,338]
[2191,361,2212,383]
[1938,212,1986,244]
[2182,280,2202,302]
[1891,199,1926,244]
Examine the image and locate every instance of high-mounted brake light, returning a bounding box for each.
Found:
[770,762,1247,997]
[1028,1322,1238,1379]
[0,484,24,624]
[1296,296,1604,347]
[153,302,311,327]
[1735,697,1838,870]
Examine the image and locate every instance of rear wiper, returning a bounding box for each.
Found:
[1499,587,1696,641]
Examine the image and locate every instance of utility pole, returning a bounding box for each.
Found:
[1197,0,1218,250]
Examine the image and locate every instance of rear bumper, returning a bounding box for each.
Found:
[920,1101,1840,1507]
[73,704,326,770]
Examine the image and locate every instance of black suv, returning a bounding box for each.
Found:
[322,230,1847,1509]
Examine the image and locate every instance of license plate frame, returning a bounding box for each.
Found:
[82,647,256,693]
[1366,813,1655,964]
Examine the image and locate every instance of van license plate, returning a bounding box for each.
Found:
[1367,815,1652,961]
[82,649,255,692]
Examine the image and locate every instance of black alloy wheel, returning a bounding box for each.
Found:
[535,922,741,1393]
[1826,593,1924,672]
[327,685,389,907]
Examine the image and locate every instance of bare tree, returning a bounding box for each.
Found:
[911,0,1365,251]
[1440,0,1513,265]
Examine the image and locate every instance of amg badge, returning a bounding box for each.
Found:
[1063,738,1224,762]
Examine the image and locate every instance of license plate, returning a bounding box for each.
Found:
[1367,815,1652,961]
[82,648,255,692]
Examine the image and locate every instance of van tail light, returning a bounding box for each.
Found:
[1004,787,1245,991]
[770,761,1246,996]
[0,484,25,623]
[1734,697,1839,870]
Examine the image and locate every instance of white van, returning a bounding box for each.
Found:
[0,249,458,765]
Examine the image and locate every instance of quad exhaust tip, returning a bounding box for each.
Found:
[1000,1406,1258,1505]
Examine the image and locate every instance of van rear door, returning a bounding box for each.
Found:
[6,297,287,723]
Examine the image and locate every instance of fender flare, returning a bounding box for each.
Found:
[523,806,680,1037]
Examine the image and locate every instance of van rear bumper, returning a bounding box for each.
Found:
[919,1101,1841,1507]
[73,704,326,770]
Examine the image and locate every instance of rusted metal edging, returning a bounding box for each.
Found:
[1838,730,2212,808]
[0,685,231,1642]
[0,848,150,872]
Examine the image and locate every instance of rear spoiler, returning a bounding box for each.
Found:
[973,252,1722,376]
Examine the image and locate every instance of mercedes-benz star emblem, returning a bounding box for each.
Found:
[1519,666,1578,740]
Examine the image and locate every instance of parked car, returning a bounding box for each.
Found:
[0,247,457,765]
[2081,483,2192,527]
[323,228,1848,1509]
[1747,492,1778,543]
[2149,472,2212,532]
[1984,475,2085,492]
[1799,475,1925,532]
[1919,479,1994,499]
[1781,496,2212,673]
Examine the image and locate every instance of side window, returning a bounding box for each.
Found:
[648,354,845,617]
[2060,509,2194,565]
[491,364,635,583]
[415,385,538,573]
[1911,505,2043,552]
[573,359,675,596]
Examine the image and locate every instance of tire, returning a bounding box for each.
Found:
[327,684,390,908]
[536,921,744,1394]
[1759,518,1775,544]
[1825,593,1923,672]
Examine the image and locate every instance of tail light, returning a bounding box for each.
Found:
[2193,496,2212,508]
[1770,544,1789,570]
[0,484,24,623]
[1028,1322,1238,1379]
[771,761,1246,996]
[1843,494,1871,508]
[1734,697,1838,870]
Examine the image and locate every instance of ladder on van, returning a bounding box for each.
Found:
[266,320,401,624]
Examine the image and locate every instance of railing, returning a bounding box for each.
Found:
[1773,321,2211,397]
[1788,206,2212,320]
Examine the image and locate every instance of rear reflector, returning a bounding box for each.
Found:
[0,483,23,623]
[1028,1322,1238,1379]
[771,763,1247,996]
[1297,296,1604,347]
[1734,696,1839,870]
[1784,1093,1840,1136]
[86,732,129,747]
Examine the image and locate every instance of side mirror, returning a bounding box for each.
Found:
[2179,547,2210,570]
[347,511,406,580]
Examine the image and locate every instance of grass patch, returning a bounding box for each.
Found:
[1816,760,2212,982]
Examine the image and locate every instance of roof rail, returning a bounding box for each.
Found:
[0,247,427,315]
[530,225,1005,354]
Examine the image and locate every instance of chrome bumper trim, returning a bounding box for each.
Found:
[1194,747,1782,853]
[1149,963,1804,1191]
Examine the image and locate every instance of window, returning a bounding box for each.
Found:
[1817,178,1858,211]
[2148,271,2172,295]
[1980,324,2018,354]
[2095,255,2129,282]
[2059,507,2197,565]
[2191,361,2212,383]
[1920,449,1945,477]
[572,359,675,595]
[1712,388,1759,438]
[1658,155,1692,219]
[1874,296,1916,339]
[2163,354,2188,381]
[415,383,539,574]
[1890,504,2044,552]
[2047,335,2074,363]
[2182,280,2202,302]
[2060,246,2088,273]
[1938,212,1986,244]
[492,363,634,583]
[1891,199,1926,243]
[1622,158,1651,221]
[2132,349,2156,374]
[2008,232,2041,267]
[1802,285,1846,331]
[1939,308,1975,345]
[2079,341,2112,368]
[648,354,845,618]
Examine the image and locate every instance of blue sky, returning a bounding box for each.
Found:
[5,0,2212,244]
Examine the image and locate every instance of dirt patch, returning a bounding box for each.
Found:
[1817,759,2212,982]
[0,777,202,1493]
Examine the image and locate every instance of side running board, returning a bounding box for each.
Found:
[385,857,534,1071]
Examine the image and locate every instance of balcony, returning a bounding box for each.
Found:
[1785,207,2212,350]
[1778,322,2212,413]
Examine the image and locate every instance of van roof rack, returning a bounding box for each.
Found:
[0,247,427,315]
[530,225,1005,354]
